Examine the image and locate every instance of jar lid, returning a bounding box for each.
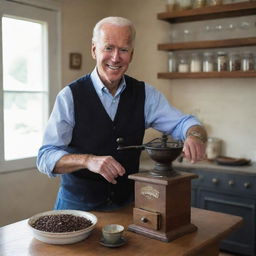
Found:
[217,51,227,55]
[203,52,213,56]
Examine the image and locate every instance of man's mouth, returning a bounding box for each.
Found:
[107,64,121,70]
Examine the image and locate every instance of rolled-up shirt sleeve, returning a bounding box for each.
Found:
[36,86,74,177]
[144,83,201,140]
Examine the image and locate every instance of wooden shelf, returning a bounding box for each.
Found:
[157,2,256,23]
[157,2,256,79]
[158,71,256,79]
[158,37,256,51]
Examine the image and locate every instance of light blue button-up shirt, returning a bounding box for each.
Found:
[37,68,200,177]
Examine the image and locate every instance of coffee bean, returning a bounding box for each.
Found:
[32,214,92,232]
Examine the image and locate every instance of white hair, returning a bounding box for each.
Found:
[92,16,136,47]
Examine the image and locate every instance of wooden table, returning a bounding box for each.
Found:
[0,207,242,256]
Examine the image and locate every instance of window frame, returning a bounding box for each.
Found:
[0,0,61,172]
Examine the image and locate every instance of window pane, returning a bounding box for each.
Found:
[2,17,48,161]
[2,17,45,92]
[4,92,47,160]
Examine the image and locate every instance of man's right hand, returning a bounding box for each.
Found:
[85,155,126,184]
[54,154,125,184]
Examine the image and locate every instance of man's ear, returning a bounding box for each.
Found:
[91,43,96,59]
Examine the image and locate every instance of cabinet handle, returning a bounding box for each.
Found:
[244,182,251,189]
[212,178,219,184]
[140,217,148,223]
[228,180,235,186]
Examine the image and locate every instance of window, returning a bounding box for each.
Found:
[0,0,61,172]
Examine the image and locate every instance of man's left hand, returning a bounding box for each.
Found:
[183,136,206,163]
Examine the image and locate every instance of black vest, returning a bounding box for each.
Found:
[60,74,145,206]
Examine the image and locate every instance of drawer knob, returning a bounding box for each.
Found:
[140,217,148,223]
[228,180,235,186]
[244,182,251,189]
[212,178,219,184]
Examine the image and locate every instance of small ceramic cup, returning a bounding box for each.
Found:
[102,224,124,244]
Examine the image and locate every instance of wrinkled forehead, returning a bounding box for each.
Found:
[98,24,134,47]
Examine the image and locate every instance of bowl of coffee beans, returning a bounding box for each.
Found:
[28,210,97,244]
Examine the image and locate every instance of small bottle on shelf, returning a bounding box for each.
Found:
[216,52,228,72]
[203,52,214,72]
[179,0,192,10]
[168,52,177,72]
[166,0,177,11]
[190,53,202,72]
[177,54,189,72]
[229,53,241,72]
[241,52,254,71]
[206,0,223,6]
[192,0,206,8]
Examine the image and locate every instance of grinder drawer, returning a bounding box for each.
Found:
[133,208,161,230]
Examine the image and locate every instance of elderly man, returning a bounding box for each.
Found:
[37,16,207,211]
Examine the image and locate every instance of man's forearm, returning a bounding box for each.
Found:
[53,154,90,174]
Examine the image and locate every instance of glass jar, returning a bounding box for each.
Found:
[177,54,189,72]
[203,52,214,72]
[206,0,223,5]
[168,52,176,72]
[254,54,256,70]
[192,0,206,8]
[206,137,222,160]
[166,0,177,11]
[216,52,228,71]
[182,28,193,42]
[190,53,202,72]
[179,0,192,9]
[229,53,241,71]
[241,52,254,71]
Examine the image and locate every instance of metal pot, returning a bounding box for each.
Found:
[117,134,183,175]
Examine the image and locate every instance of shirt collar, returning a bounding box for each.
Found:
[90,67,126,97]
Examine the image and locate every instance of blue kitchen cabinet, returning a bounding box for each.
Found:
[175,163,256,256]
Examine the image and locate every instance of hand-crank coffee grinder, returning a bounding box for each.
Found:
[117,134,198,242]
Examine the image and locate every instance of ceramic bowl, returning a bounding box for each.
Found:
[28,210,97,245]
[102,224,124,244]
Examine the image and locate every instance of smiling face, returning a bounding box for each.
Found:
[91,23,134,93]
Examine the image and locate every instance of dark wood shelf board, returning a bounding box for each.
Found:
[158,37,256,51]
[157,2,256,23]
[158,71,256,79]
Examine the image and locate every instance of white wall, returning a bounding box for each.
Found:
[1,0,256,226]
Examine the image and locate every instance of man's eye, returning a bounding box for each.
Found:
[120,48,128,52]
[105,46,112,51]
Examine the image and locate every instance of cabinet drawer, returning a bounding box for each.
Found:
[187,169,256,196]
[133,208,160,230]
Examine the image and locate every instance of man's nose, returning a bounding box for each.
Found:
[111,49,120,61]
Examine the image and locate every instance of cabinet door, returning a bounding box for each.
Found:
[198,189,256,256]
[191,187,197,207]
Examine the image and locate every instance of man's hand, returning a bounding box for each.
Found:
[183,136,206,163]
[183,125,207,163]
[85,155,126,184]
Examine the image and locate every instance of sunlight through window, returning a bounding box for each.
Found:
[2,17,48,160]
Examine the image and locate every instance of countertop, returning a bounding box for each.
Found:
[140,158,256,175]
[0,206,243,256]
